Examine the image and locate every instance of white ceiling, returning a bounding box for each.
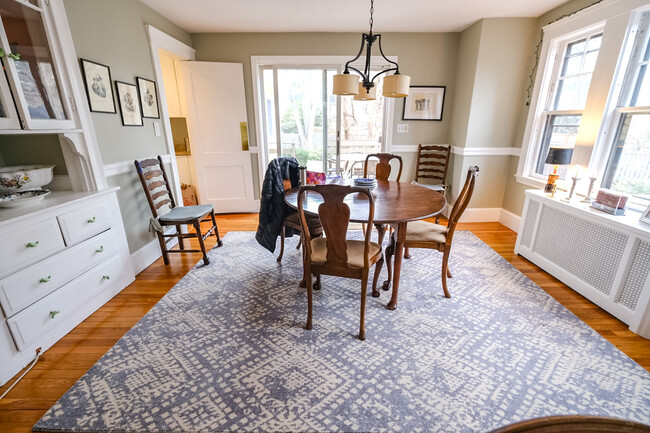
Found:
[139,0,571,33]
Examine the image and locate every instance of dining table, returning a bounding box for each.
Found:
[284,178,446,310]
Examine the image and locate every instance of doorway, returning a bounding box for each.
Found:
[253,57,394,178]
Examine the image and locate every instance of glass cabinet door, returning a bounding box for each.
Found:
[0,62,21,129]
[0,0,74,129]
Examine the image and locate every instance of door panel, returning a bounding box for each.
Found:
[178,61,256,213]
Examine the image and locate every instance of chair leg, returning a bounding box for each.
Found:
[296,236,302,250]
[359,270,368,341]
[277,226,285,262]
[447,267,452,278]
[314,274,321,291]
[176,225,184,250]
[404,247,411,259]
[210,210,223,247]
[156,231,169,265]
[371,257,384,297]
[441,248,451,298]
[194,221,210,265]
[382,240,394,291]
[305,266,313,331]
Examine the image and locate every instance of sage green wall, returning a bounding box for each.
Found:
[448,18,536,209]
[63,0,192,253]
[191,32,459,188]
[0,135,68,175]
[500,0,603,216]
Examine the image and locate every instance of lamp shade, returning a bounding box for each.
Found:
[353,82,377,101]
[382,74,410,97]
[545,147,573,165]
[333,74,359,95]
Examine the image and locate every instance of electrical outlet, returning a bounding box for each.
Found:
[153,122,161,137]
[397,124,409,133]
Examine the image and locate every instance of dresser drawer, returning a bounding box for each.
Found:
[57,202,111,246]
[0,219,65,278]
[6,254,123,350]
[0,230,119,318]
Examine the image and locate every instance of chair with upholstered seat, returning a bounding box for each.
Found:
[297,184,383,340]
[277,210,323,262]
[384,166,478,298]
[412,144,451,193]
[134,156,221,266]
[363,153,403,182]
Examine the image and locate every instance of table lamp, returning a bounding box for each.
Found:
[544,147,573,197]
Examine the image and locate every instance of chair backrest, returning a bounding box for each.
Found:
[297,184,375,269]
[134,156,175,218]
[363,153,403,181]
[445,166,479,243]
[414,144,451,185]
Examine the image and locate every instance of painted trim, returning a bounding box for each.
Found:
[452,146,521,157]
[130,228,178,275]
[104,154,173,177]
[499,209,521,233]
[459,208,502,223]
[146,25,195,59]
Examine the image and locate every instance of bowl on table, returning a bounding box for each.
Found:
[0,164,55,193]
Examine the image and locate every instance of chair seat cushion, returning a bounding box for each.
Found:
[405,220,447,244]
[310,237,381,268]
[159,204,214,223]
[411,181,445,191]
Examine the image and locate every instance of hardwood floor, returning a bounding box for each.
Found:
[1,215,648,432]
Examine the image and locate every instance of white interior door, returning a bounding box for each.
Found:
[177,61,256,213]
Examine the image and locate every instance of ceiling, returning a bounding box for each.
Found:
[139,0,571,33]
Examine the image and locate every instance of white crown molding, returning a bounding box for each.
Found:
[104,154,173,177]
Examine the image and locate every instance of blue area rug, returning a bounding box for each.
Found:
[34,231,650,432]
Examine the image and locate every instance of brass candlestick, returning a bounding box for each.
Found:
[581,177,597,203]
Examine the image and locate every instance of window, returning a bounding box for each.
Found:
[518,2,650,208]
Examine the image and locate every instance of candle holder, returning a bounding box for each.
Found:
[562,176,581,202]
[581,177,597,203]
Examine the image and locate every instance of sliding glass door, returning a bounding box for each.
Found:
[261,66,386,176]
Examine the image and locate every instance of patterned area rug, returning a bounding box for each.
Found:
[34,231,650,433]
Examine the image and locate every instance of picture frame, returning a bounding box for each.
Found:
[115,81,143,126]
[80,59,116,113]
[136,77,160,119]
[402,86,446,121]
[640,203,650,225]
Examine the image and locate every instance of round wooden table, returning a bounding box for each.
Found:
[285,179,446,310]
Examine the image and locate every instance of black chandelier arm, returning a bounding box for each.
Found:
[346,65,369,83]
[370,67,399,83]
[344,33,370,74]
[376,34,400,73]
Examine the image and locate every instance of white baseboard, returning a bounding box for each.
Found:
[498,209,521,232]
[130,229,178,275]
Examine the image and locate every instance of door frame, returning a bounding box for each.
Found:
[251,55,396,177]
[145,25,195,205]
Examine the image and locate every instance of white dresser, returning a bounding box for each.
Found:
[515,190,650,339]
[0,189,134,385]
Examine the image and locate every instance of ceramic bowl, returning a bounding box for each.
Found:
[0,164,55,193]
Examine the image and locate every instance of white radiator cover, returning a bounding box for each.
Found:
[515,190,650,339]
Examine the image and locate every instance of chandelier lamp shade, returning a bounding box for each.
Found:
[333,0,410,99]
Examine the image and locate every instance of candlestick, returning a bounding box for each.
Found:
[581,177,597,203]
[562,176,581,202]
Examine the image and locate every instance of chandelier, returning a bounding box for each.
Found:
[332,0,410,100]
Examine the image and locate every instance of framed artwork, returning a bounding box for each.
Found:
[641,204,650,225]
[402,86,446,121]
[136,77,160,119]
[115,81,143,126]
[80,59,116,113]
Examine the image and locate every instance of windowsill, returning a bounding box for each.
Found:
[515,174,546,189]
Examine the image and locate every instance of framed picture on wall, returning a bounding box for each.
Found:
[115,81,143,126]
[402,86,446,121]
[80,59,116,113]
[136,77,160,119]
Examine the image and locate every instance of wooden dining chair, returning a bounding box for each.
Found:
[384,166,478,298]
[134,156,222,266]
[488,415,650,433]
[297,184,383,340]
[412,144,451,192]
[363,153,403,182]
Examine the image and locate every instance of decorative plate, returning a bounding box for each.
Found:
[0,189,51,208]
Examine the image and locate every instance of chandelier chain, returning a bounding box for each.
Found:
[369,0,374,34]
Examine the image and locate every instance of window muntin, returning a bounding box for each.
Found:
[535,114,581,174]
[553,33,602,111]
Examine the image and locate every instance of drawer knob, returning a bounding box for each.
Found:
[49,310,60,319]
[102,275,110,280]
[87,217,96,223]
[26,241,39,248]
[39,276,52,283]
[96,245,104,253]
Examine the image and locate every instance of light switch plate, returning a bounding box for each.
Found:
[153,122,161,136]
[397,124,409,133]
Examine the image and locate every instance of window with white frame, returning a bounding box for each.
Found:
[518,1,650,208]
